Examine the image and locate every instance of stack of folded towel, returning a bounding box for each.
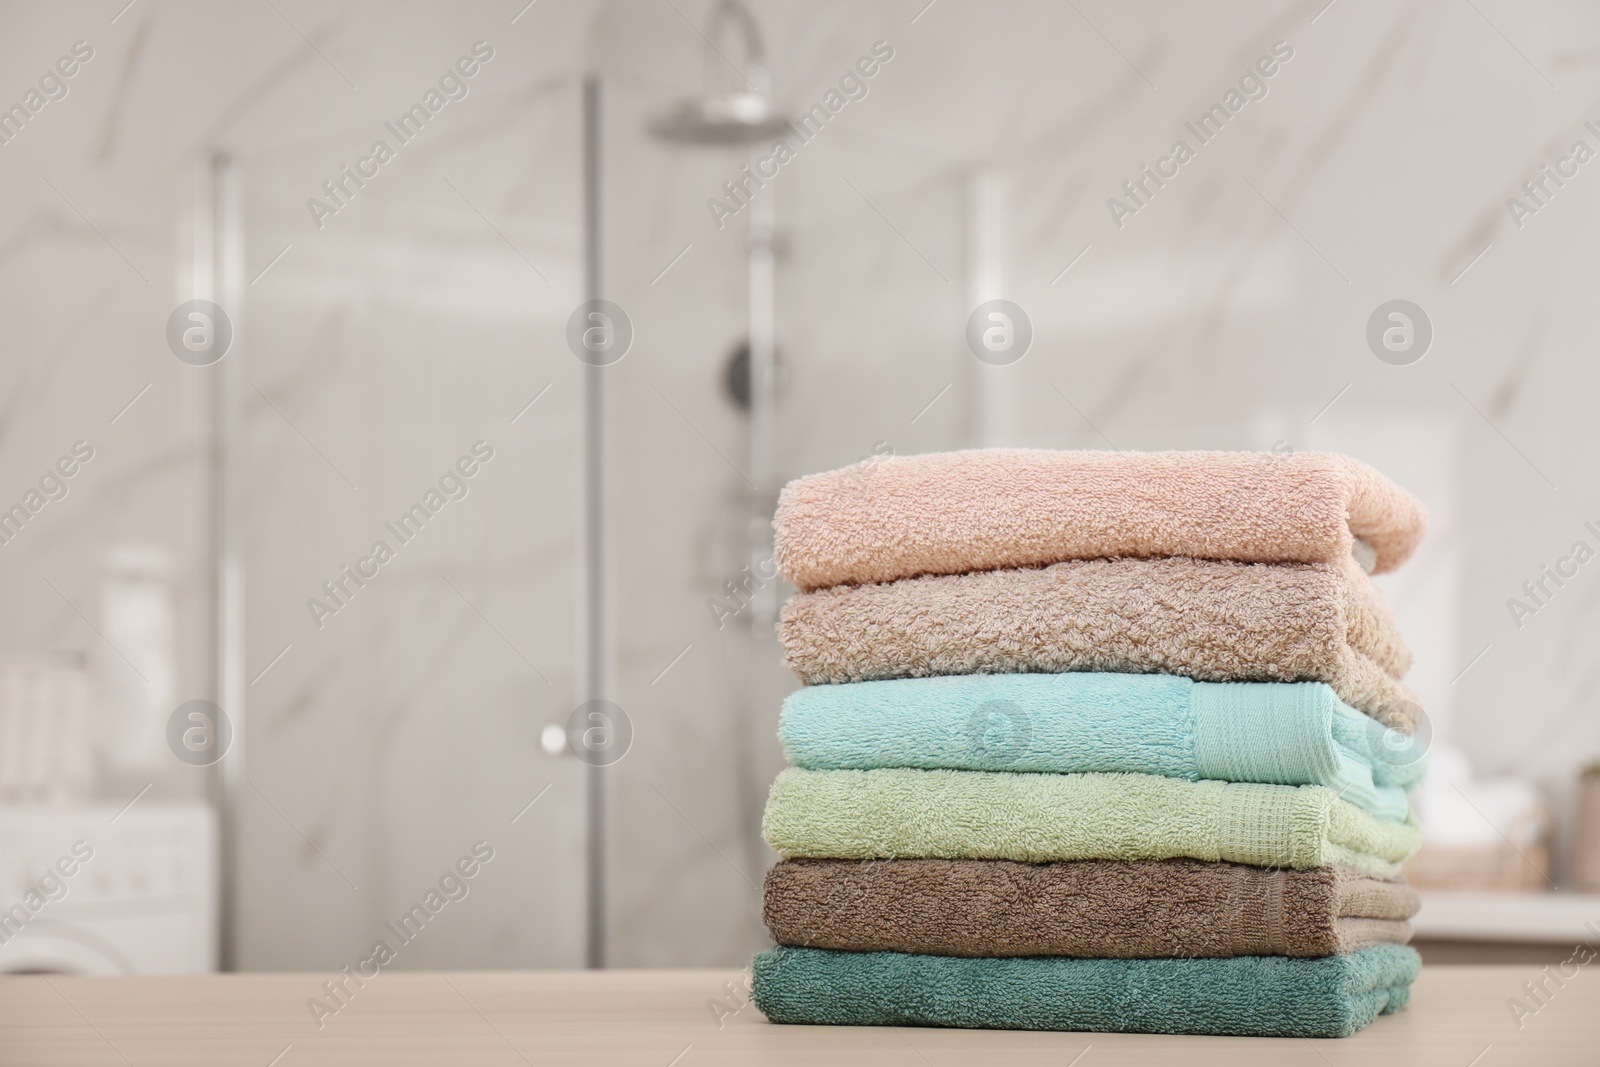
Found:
[750,449,1431,1039]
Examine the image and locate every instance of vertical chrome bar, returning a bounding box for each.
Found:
[746,160,777,626]
[964,170,1005,447]
[200,152,246,971]
[580,74,607,971]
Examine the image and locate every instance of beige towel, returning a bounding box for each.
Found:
[780,556,1420,731]
[774,448,1427,591]
[763,857,1419,959]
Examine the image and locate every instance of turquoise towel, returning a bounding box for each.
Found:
[780,674,1424,821]
[752,945,1420,1037]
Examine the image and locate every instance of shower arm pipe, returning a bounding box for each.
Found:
[705,0,773,95]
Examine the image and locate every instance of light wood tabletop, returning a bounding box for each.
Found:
[0,965,1594,1066]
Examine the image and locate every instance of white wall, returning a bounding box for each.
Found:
[2,0,1599,970]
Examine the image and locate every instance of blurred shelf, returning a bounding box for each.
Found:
[1414,890,1600,943]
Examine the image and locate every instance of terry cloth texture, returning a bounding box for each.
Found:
[779,555,1422,733]
[762,768,1422,878]
[779,673,1424,820]
[763,858,1420,959]
[773,448,1428,591]
[750,944,1421,1037]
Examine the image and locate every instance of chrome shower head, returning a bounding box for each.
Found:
[648,0,791,146]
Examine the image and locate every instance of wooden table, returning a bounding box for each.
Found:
[1,966,1594,1065]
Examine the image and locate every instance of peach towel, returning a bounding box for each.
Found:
[774,449,1427,591]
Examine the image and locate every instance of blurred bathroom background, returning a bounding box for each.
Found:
[2,0,1599,974]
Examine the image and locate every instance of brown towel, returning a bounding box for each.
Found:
[763,858,1420,959]
[780,555,1420,732]
[774,448,1428,591]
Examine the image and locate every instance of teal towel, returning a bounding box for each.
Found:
[752,945,1420,1037]
[781,674,1424,821]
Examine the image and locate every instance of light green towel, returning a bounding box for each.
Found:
[763,767,1420,878]
[752,945,1421,1037]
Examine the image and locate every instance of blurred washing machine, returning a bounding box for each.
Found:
[0,801,215,974]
